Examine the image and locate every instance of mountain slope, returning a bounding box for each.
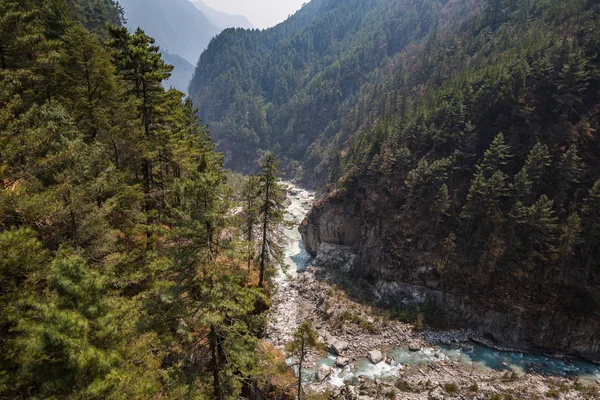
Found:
[298,0,600,360]
[193,0,600,360]
[161,51,195,93]
[192,0,254,30]
[189,0,475,177]
[119,0,220,64]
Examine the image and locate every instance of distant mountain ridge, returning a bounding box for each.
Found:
[161,52,195,94]
[192,0,254,30]
[119,0,220,65]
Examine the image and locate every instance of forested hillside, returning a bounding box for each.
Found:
[322,0,600,353]
[318,0,600,306]
[0,1,296,398]
[188,0,474,177]
[193,0,600,359]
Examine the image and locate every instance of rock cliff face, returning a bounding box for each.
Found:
[300,189,600,363]
[300,195,361,256]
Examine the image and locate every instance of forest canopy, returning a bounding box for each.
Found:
[0,0,294,398]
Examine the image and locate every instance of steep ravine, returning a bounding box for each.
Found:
[299,191,600,365]
[269,184,599,399]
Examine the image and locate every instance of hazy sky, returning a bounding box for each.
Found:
[201,0,307,29]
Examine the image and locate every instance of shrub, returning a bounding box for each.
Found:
[444,383,458,395]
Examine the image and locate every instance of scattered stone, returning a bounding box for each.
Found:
[316,365,331,381]
[428,386,446,400]
[330,338,349,355]
[368,349,384,364]
[385,356,393,364]
[409,342,422,352]
[335,357,350,367]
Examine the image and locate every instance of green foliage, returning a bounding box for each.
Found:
[184,0,600,324]
[286,321,321,400]
[0,2,285,398]
[444,383,458,395]
[255,153,289,288]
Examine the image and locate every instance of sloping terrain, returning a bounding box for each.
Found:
[193,0,600,359]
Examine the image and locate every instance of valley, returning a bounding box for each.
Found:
[269,184,600,398]
[2,0,600,399]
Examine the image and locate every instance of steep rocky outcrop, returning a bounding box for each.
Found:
[300,195,361,256]
[300,189,600,363]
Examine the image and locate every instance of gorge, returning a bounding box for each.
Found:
[188,0,600,374]
[2,0,600,398]
[270,183,600,398]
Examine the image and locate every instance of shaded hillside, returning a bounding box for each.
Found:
[189,0,475,177]
[192,0,600,358]
[299,0,600,359]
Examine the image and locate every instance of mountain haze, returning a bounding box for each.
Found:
[192,0,254,30]
[161,51,195,93]
[119,0,220,65]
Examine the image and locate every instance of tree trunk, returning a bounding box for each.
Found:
[210,325,223,400]
[0,43,6,69]
[258,175,271,288]
[297,335,304,400]
[247,222,253,272]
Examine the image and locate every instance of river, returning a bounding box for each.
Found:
[271,183,600,388]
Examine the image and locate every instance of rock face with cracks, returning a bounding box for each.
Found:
[273,185,600,399]
[299,189,600,363]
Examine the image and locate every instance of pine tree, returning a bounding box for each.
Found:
[461,170,507,227]
[107,26,174,211]
[0,0,43,70]
[256,154,287,289]
[286,321,321,400]
[555,145,582,210]
[582,181,600,278]
[510,168,532,204]
[242,175,260,272]
[480,132,511,177]
[524,142,551,198]
[431,184,450,232]
[58,25,121,141]
[519,195,558,278]
[557,213,582,281]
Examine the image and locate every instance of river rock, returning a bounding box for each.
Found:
[316,365,331,381]
[409,342,421,352]
[428,387,445,400]
[368,350,384,364]
[329,338,349,355]
[335,356,350,367]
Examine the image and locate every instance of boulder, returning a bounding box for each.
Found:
[316,365,331,381]
[335,357,350,367]
[385,356,394,364]
[368,350,384,364]
[409,342,421,352]
[330,338,349,355]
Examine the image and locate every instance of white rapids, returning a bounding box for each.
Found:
[266,183,315,347]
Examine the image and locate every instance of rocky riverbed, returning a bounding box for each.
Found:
[267,184,600,399]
